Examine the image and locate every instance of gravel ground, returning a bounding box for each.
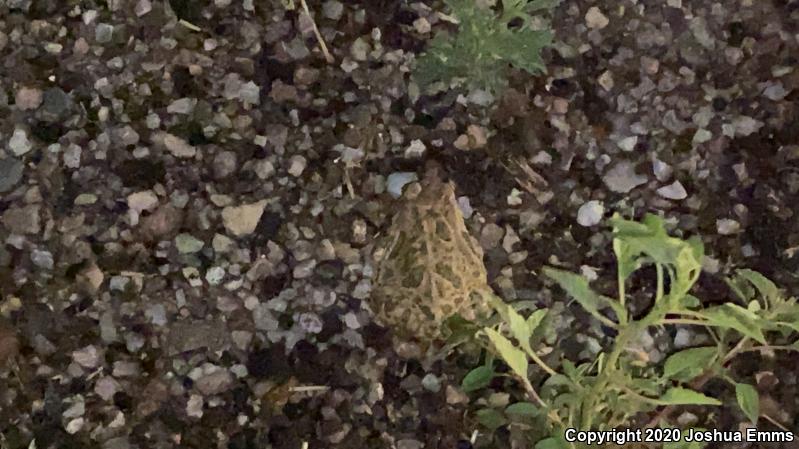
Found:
[1,0,798,448]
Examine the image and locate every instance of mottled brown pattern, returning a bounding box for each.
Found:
[371,169,493,343]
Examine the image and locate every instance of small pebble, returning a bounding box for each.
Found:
[287,155,307,177]
[8,128,32,156]
[175,233,204,254]
[656,181,687,200]
[585,7,609,29]
[716,218,741,235]
[386,172,418,198]
[577,201,604,227]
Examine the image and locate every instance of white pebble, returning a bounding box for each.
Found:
[577,201,604,227]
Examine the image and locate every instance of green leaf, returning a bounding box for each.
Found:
[484,328,528,380]
[663,347,718,382]
[525,0,559,12]
[507,307,530,347]
[614,238,643,282]
[526,309,548,335]
[699,304,767,344]
[504,402,539,418]
[543,267,615,324]
[443,314,481,344]
[679,294,702,309]
[414,0,553,93]
[735,383,760,424]
[506,307,548,356]
[462,366,495,392]
[475,408,508,430]
[659,387,721,406]
[737,269,780,305]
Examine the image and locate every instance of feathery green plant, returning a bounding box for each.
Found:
[414,0,556,93]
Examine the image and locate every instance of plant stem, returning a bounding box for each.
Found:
[659,318,710,326]
[580,322,640,429]
[527,350,558,377]
[738,345,799,354]
[655,263,664,304]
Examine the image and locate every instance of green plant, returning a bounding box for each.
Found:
[414,0,555,93]
[463,214,799,448]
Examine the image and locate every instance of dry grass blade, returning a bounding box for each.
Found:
[299,0,334,64]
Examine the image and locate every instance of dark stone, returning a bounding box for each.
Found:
[39,87,71,122]
[0,158,24,193]
[115,159,166,188]
[315,308,344,342]
[256,211,283,241]
[712,97,728,112]
[246,344,291,380]
[31,122,64,143]
[727,21,746,47]
[313,259,344,283]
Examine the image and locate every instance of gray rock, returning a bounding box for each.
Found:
[397,440,424,449]
[480,223,504,250]
[323,0,344,20]
[166,320,229,355]
[603,161,648,193]
[15,86,43,110]
[63,144,82,169]
[253,304,279,331]
[103,437,131,449]
[175,233,204,254]
[386,172,418,198]
[31,249,54,270]
[113,125,140,146]
[40,87,71,122]
[166,97,197,114]
[421,374,441,393]
[577,200,604,227]
[213,151,237,179]
[2,205,40,234]
[731,116,763,137]
[95,23,114,43]
[195,370,233,395]
[239,81,261,106]
[716,218,741,235]
[662,110,688,134]
[162,133,196,158]
[72,345,102,368]
[284,37,310,60]
[0,158,24,193]
[689,17,715,49]
[205,267,225,285]
[652,158,673,182]
[254,159,275,179]
[763,82,788,101]
[287,155,307,177]
[585,6,609,29]
[8,128,32,156]
[298,312,323,334]
[222,200,266,237]
[293,259,316,279]
[674,328,692,348]
[127,190,159,213]
[134,0,152,16]
[350,37,371,61]
[656,181,687,200]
